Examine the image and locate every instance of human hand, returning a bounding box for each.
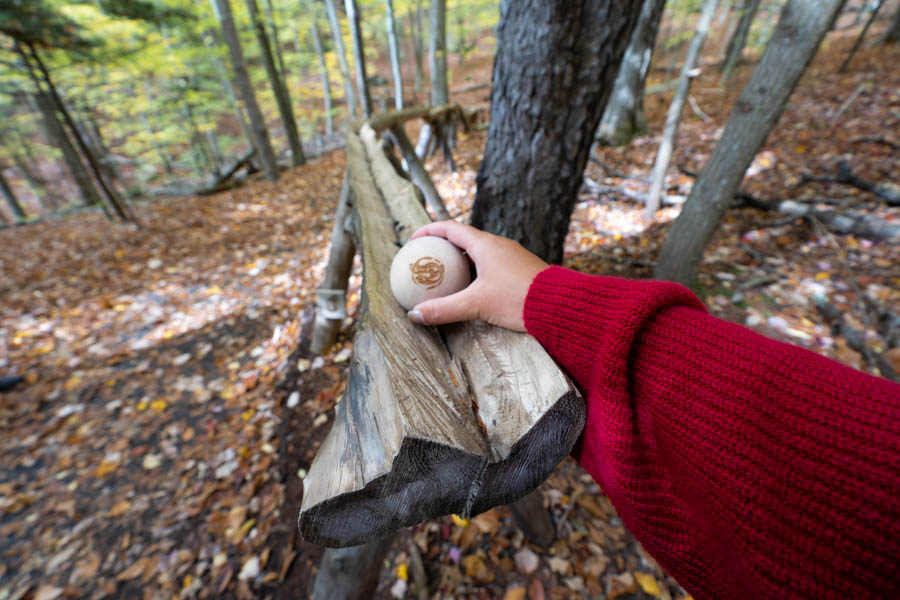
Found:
[406,221,548,332]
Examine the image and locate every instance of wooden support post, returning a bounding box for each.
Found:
[310,536,393,600]
[298,126,583,548]
[311,172,357,355]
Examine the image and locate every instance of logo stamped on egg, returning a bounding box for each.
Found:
[410,257,444,289]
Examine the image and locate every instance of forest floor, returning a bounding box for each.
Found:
[2,17,899,600]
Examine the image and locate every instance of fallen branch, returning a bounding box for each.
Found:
[849,136,899,151]
[815,296,898,382]
[588,156,651,183]
[798,160,900,206]
[582,178,686,205]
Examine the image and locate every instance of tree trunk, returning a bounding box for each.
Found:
[645,0,719,216]
[203,30,256,149]
[470,0,641,264]
[31,91,103,208]
[408,0,426,93]
[308,19,335,135]
[655,0,845,286]
[324,0,359,118]
[0,166,27,222]
[385,0,404,110]
[246,0,306,166]
[213,0,280,181]
[879,4,900,43]
[263,0,288,82]
[11,152,50,211]
[721,0,762,80]
[596,0,667,146]
[311,537,393,600]
[839,0,886,72]
[344,0,373,118]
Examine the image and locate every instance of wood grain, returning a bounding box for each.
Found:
[299,128,584,547]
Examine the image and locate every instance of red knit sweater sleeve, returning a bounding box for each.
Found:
[523,266,900,599]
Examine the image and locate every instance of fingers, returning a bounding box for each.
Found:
[411,221,485,255]
[408,286,479,326]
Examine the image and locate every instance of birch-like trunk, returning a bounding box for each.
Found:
[385,0,404,109]
[212,0,280,181]
[324,0,359,118]
[307,18,335,135]
[245,0,305,166]
[655,0,846,286]
[644,0,719,216]
[344,0,372,118]
[596,0,667,146]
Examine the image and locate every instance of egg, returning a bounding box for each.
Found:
[390,236,471,310]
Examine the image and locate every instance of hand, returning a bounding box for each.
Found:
[406,221,548,332]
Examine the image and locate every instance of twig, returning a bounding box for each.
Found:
[588,251,656,269]
[830,84,866,129]
[588,156,651,183]
[688,94,711,122]
[849,136,899,151]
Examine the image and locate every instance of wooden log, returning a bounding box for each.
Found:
[298,127,583,547]
[310,536,394,600]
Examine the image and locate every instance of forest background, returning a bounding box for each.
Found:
[0,0,898,598]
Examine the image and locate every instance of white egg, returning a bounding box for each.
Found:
[389,236,471,310]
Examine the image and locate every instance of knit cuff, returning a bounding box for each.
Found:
[523,266,705,388]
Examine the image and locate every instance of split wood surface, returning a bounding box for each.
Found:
[299,126,584,547]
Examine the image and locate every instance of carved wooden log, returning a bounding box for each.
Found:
[298,127,584,547]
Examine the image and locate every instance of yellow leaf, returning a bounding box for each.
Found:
[815,271,831,281]
[635,571,663,597]
[450,514,469,527]
[150,399,167,412]
[137,400,148,411]
[95,460,118,477]
[396,563,408,581]
[462,554,486,578]
[794,145,806,154]
[64,376,82,390]
[241,409,255,421]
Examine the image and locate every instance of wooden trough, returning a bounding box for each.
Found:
[298,121,585,548]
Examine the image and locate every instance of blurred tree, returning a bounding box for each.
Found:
[385,0,404,109]
[471,0,641,264]
[344,0,372,117]
[720,0,761,80]
[324,0,359,117]
[0,162,27,222]
[212,0,280,180]
[245,0,305,165]
[307,10,335,134]
[655,0,845,286]
[880,3,900,43]
[840,0,886,72]
[406,0,426,93]
[596,0,668,146]
[645,0,719,216]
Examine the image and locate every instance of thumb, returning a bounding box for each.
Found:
[408,288,478,326]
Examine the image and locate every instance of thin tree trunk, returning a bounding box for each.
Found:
[263,0,288,82]
[246,0,306,166]
[308,19,335,135]
[140,110,175,175]
[24,44,132,222]
[721,0,762,80]
[408,0,426,93]
[470,0,641,264]
[30,91,103,208]
[183,103,214,174]
[655,0,845,286]
[879,4,900,43]
[385,0,404,110]
[10,152,49,211]
[344,0,372,118]
[596,0,667,146]
[213,0,280,181]
[645,0,719,216]
[324,0,359,118]
[0,166,27,222]
[429,0,449,107]
[203,30,255,149]
[839,0,886,72]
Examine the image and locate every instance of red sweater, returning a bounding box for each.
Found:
[523,266,900,599]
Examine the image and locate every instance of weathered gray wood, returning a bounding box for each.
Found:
[311,172,356,355]
[310,536,393,600]
[299,128,583,547]
[345,0,373,118]
[387,124,450,221]
[385,0,404,110]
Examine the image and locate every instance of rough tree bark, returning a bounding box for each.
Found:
[344,0,373,118]
[644,0,719,216]
[596,0,667,146]
[385,0,404,109]
[839,0,886,72]
[31,91,103,208]
[324,0,359,118]
[471,0,641,264]
[213,0,280,181]
[721,0,762,80]
[879,4,900,43]
[308,17,335,135]
[262,0,288,82]
[245,0,305,166]
[0,166,27,222]
[655,0,846,286]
